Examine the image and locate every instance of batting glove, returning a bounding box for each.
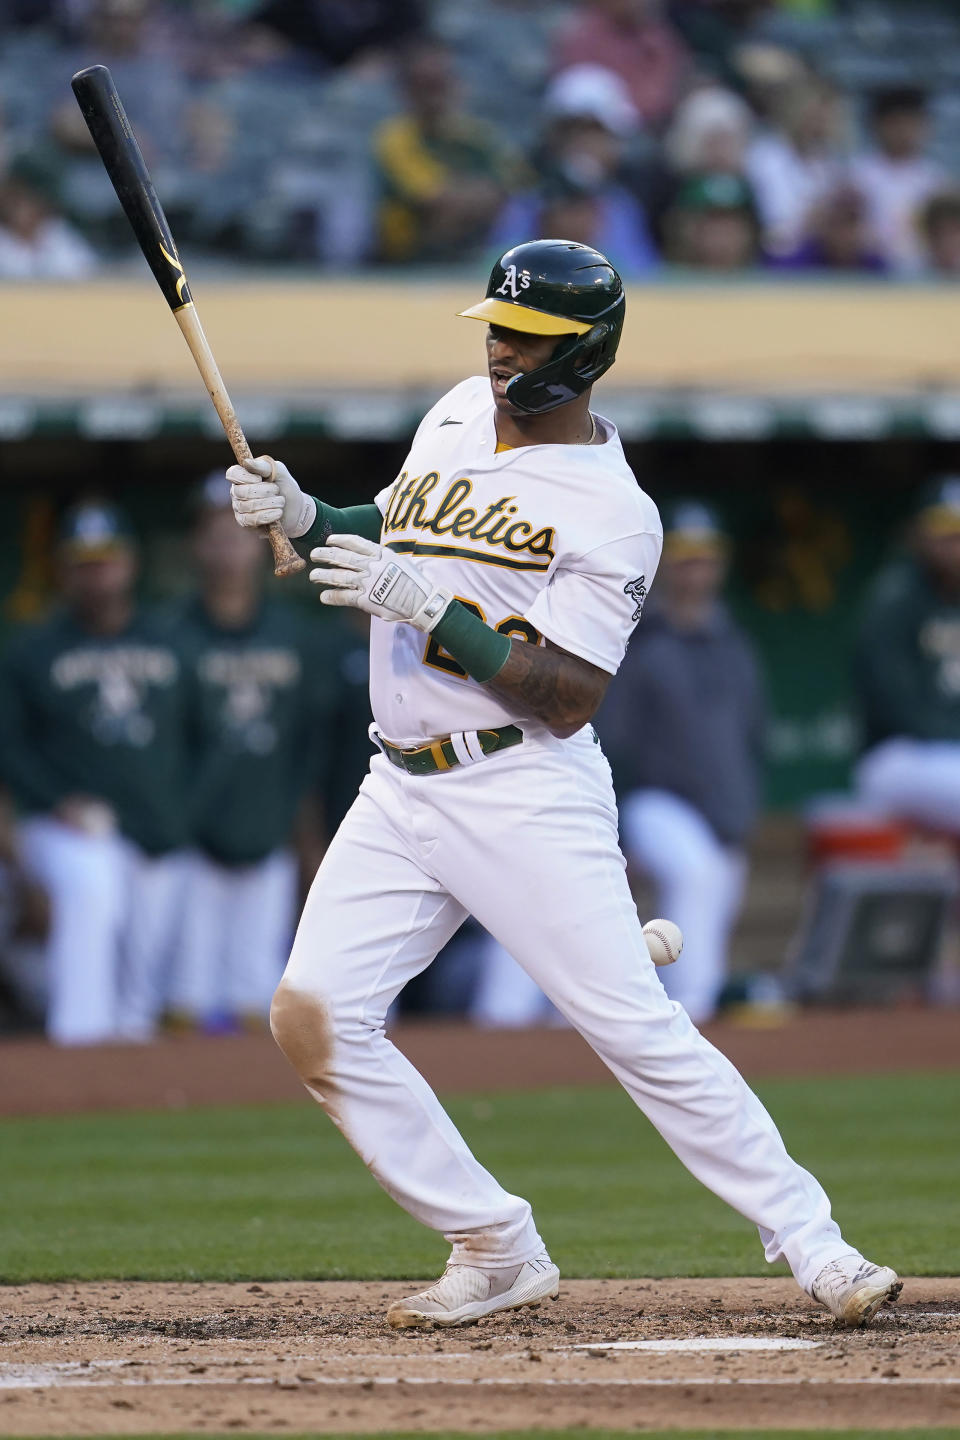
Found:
[227,456,316,539]
[310,535,453,633]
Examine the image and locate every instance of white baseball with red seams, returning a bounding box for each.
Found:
[274,373,884,1317]
[642,918,683,967]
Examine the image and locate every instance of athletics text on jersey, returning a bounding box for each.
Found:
[370,377,662,745]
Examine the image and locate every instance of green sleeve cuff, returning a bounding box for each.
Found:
[299,499,383,551]
[432,600,512,683]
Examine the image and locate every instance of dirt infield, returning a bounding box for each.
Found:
[0,1278,957,1434]
[1,1007,958,1118]
[2,1016,956,1434]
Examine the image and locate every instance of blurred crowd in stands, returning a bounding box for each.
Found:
[3,470,960,1042]
[1,0,960,278]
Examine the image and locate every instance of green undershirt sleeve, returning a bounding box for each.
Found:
[299,498,384,551]
[298,506,511,685]
[431,600,512,684]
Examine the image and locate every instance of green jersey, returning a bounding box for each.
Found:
[855,558,960,748]
[176,596,330,865]
[0,608,187,854]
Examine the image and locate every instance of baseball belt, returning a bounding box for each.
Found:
[379,724,523,776]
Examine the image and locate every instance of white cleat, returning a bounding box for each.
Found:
[811,1258,902,1327]
[387,1251,560,1330]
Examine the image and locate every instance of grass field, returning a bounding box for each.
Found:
[2,1071,957,1284]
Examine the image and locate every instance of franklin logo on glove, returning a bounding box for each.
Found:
[371,564,402,607]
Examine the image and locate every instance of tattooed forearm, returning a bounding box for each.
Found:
[486,638,610,738]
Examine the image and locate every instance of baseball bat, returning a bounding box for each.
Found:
[70,64,304,579]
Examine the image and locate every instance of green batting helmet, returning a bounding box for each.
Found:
[459,239,625,414]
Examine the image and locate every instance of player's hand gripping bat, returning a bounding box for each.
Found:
[71,64,304,579]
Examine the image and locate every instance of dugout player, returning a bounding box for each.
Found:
[0,502,186,1044]
[855,474,960,829]
[598,500,765,1025]
[228,241,899,1330]
[165,480,327,1029]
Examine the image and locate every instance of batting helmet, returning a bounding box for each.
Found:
[458,239,625,415]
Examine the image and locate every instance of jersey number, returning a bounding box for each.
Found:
[423,599,541,678]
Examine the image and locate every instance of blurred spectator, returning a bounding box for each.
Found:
[171,96,266,256]
[766,181,887,273]
[665,85,754,180]
[849,88,946,274]
[0,502,187,1044]
[165,482,327,1031]
[596,501,765,1024]
[664,171,759,269]
[854,477,960,833]
[747,77,845,255]
[730,41,808,124]
[492,65,658,275]
[254,0,424,71]
[920,190,960,278]
[0,787,49,1034]
[0,155,97,277]
[374,39,517,264]
[669,0,775,91]
[431,0,563,142]
[553,0,690,130]
[47,0,189,167]
[654,85,753,244]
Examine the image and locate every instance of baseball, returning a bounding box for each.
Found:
[643,918,683,967]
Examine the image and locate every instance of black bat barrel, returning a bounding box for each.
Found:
[71,64,192,312]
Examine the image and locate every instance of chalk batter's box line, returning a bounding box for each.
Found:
[1,1373,959,1390]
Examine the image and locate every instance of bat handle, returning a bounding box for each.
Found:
[174,304,305,578]
[267,523,306,579]
[228,431,305,579]
[227,430,305,579]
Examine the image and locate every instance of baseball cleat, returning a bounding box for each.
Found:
[386,1251,560,1329]
[811,1258,902,1327]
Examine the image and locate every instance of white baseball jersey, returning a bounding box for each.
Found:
[371,376,662,744]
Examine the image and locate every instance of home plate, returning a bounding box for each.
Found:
[572,1337,821,1353]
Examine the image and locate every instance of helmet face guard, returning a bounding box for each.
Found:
[504,316,622,415]
[459,239,626,416]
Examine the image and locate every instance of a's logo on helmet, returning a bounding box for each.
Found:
[496,265,531,300]
[624,576,647,622]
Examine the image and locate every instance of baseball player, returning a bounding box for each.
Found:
[0,502,187,1043]
[598,500,765,1025]
[228,240,899,1330]
[165,482,324,1030]
[855,475,960,830]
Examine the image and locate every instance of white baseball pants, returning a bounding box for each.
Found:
[280,727,859,1291]
[469,932,562,1027]
[166,848,297,1021]
[19,817,184,1045]
[620,789,748,1025]
[857,738,960,832]
[471,788,748,1028]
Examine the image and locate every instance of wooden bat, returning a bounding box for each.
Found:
[71,64,304,578]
